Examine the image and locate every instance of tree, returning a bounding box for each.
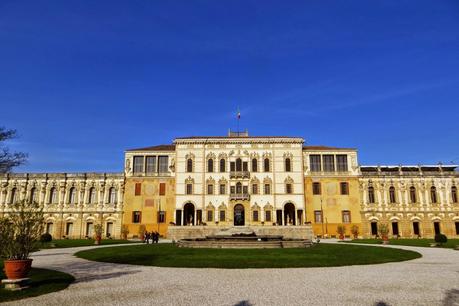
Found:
[0,127,27,173]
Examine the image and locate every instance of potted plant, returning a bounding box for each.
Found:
[351,225,359,239]
[94,223,103,245]
[434,234,447,247]
[0,200,44,280]
[379,223,390,244]
[336,225,346,240]
[121,225,129,240]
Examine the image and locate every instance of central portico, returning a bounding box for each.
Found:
[173,131,306,228]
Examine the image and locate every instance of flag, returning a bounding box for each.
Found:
[237,107,241,119]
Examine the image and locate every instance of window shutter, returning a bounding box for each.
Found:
[135,183,141,196]
[159,183,166,196]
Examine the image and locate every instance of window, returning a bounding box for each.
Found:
[219,184,226,195]
[9,188,17,204]
[146,156,157,173]
[135,183,141,196]
[236,158,242,171]
[133,156,144,174]
[410,186,417,203]
[69,187,77,204]
[132,211,141,223]
[252,184,258,195]
[186,158,193,172]
[207,210,213,222]
[219,210,225,222]
[430,186,437,204]
[46,223,53,234]
[159,183,166,196]
[264,184,271,194]
[340,182,349,195]
[264,158,270,172]
[286,183,293,194]
[158,156,169,173]
[342,210,351,223]
[235,182,243,194]
[265,210,272,222]
[323,155,335,172]
[310,155,321,172]
[207,184,214,195]
[455,222,459,235]
[452,186,458,203]
[312,182,321,195]
[243,161,248,171]
[368,186,375,204]
[285,158,291,172]
[252,158,258,172]
[219,159,225,172]
[89,187,97,204]
[108,187,117,204]
[389,186,396,203]
[186,183,193,195]
[336,155,348,172]
[106,222,113,237]
[30,187,37,203]
[65,222,73,236]
[86,222,94,237]
[207,159,214,172]
[314,210,323,223]
[49,187,58,204]
[253,210,259,222]
[158,211,166,223]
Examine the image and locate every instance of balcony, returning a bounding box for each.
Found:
[229,171,250,179]
[230,193,250,201]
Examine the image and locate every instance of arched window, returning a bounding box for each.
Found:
[89,187,96,204]
[236,182,242,194]
[49,187,58,204]
[9,188,17,204]
[69,187,77,204]
[219,159,226,172]
[430,186,437,204]
[285,158,291,172]
[409,186,417,203]
[30,187,37,203]
[186,159,193,172]
[389,186,396,204]
[108,187,117,204]
[207,159,214,173]
[236,158,242,172]
[368,186,375,203]
[452,186,458,203]
[264,158,270,172]
[252,158,258,172]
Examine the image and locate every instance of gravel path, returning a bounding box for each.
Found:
[3,240,459,306]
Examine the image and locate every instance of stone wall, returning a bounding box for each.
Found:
[167,225,313,241]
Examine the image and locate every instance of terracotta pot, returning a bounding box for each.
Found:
[95,236,102,245]
[339,234,345,240]
[3,259,33,279]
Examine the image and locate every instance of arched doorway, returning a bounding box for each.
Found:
[183,203,195,225]
[284,203,296,225]
[234,204,245,226]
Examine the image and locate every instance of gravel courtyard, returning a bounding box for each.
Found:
[3,241,459,306]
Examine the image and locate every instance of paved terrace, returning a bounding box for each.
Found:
[4,241,459,306]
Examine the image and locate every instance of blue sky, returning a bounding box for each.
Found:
[1,0,458,172]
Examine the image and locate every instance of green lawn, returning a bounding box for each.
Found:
[76,243,421,269]
[344,238,459,249]
[0,259,74,303]
[40,239,135,249]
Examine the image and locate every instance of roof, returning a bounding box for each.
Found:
[126,144,176,152]
[303,145,356,151]
[175,136,303,139]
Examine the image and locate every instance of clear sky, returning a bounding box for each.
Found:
[1,0,458,172]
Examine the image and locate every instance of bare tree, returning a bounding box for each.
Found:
[0,127,27,173]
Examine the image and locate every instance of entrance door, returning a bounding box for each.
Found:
[392,222,399,236]
[234,204,245,226]
[371,222,378,236]
[183,203,195,225]
[434,222,441,235]
[106,222,113,238]
[413,222,420,236]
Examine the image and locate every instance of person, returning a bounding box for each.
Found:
[154,231,159,244]
[145,232,150,244]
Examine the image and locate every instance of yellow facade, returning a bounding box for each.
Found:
[122,177,176,237]
[305,177,361,238]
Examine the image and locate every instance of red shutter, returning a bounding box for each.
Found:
[135,183,141,196]
[159,183,166,196]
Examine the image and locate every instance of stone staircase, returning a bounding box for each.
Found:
[176,238,313,249]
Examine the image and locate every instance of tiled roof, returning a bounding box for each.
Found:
[126,144,176,152]
[303,145,356,151]
[175,136,303,139]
